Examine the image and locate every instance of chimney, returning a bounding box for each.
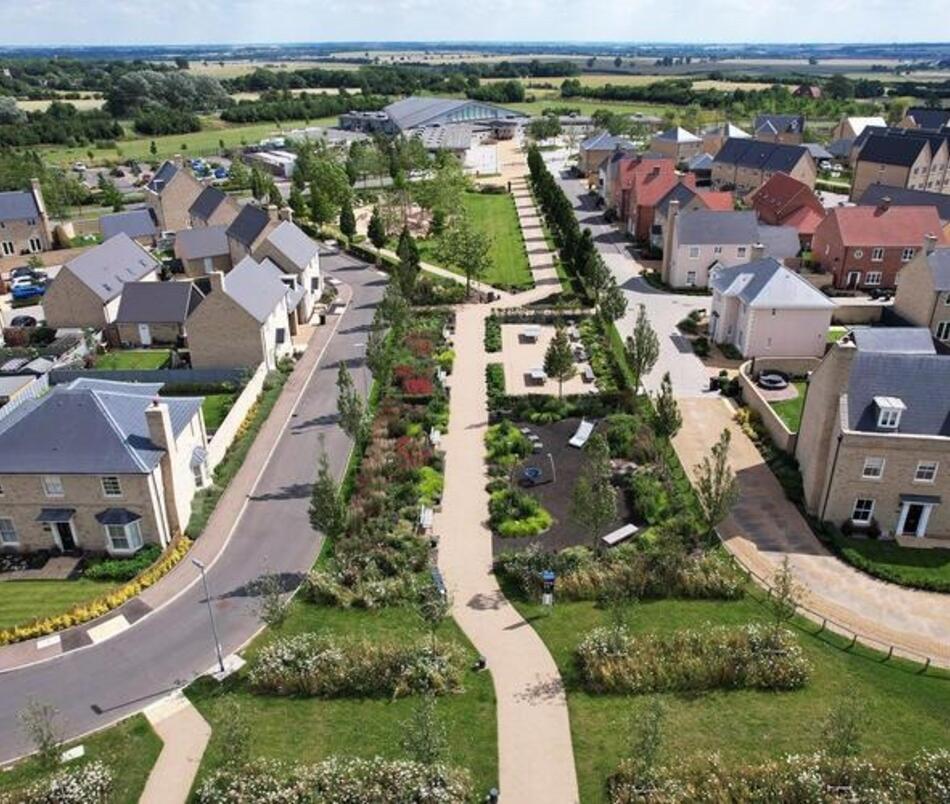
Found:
[29,178,47,216]
[878,196,891,212]
[661,200,680,282]
[172,154,184,168]
[924,233,938,255]
[206,271,224,293]
[278,206,293,223]
[145,400,181,536]
[266,204,279,222]
[751,242,766,261]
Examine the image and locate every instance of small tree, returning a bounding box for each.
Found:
[401,694,448,766]
[18,699,61,769]
[543,326,576,399]
[628,697,665,788]
[217,698,251,770]
[415,581,450,650]
[149,140,157,157]
[768,556,800,635]
[625,305,659,392]
[820,697,866,764]
[267,182,283,209]
[694,428,740,533]
[435,214,491,295]
[395,225,421,297]
[254,566,290,629]
[310,444,346,539]
[653,372,682,438]
[367,205,387,259]
[571,433,618,548]
[309,184,335,226]
[336,362,368,442]
[598,277,627,325]
[339,197,357,238]
[365,323,392,384]
[288,185,307,220]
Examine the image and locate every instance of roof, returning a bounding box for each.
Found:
[841,116,886,137]
[676,210,758,246]
[756,224,801,260]
[822,205,946,247]
[0,379,202,474]
[263,221,319,273]
[905,107,950,130]
[702,122,750,139]
[924,247,950,291]
[0,189,39,222]
[60,233,160,302]
[687,152,715,171]
[581,131,636,152]
[226,204,271,248]
[382,96,524,131]
[0,375,35,398]
[852,327,936,354]
[224,256,290,323]
[857,185,950,223]
[189,186,228,222]
[827,138,855,158]
[654,127,701,143]
[804,143,833,161]
[656,183,699,218]
[146,161,178,193]
[99,209,158,241]
[713,138,811,172]
[115,280,204,325]
[175,224,230,260]
[711,257,834,310]
[754,114,804,135]
[695,190,735,211]
[857,133,929,167]
[748,172,825,224]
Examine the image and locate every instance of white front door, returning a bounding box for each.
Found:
[138,324,152,346]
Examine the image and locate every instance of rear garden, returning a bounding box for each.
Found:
[91,348,172,370]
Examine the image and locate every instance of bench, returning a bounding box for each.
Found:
[528,368,547,384]
[429,429,442,447]
[419,507,434,531]
[582,366,596,383]
[601,523,639,547]
[522,325,542,342]
[569,418,595,448]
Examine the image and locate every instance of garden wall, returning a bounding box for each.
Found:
[206,362,268,470]
[831,299,887,325]
[50,367,247,386]
[738,358,819,454]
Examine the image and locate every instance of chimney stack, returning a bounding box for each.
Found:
[924,233,938,255]
[145,400,182,538]
[207,271,224,293]
[278,206,293,223]
[266,204,279,222]
[878,196,892,212]
[751,242,766,261]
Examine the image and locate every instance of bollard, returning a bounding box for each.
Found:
[487,788,500,803]
[919,657,931,675]
[847,633,858,650]
[884,646,894,662]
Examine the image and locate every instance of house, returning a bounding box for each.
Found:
[900,107,950,131]
[144,160,204,233]
[649,127,703,164]
[893,240,950,343]
[857,185,950,236]
[578,133,635,180]
[186,257,293,370]
[711,138,815,195]
[0,374,45,420]
[650,185,734,252]
[43,234,160,329]
[252,220,322,324]
[811,202,947,290]
[618,158,690,242]
[850,127,950,199]
[831,116,886,143]
[114,280,204,347]
[686,152,715,185]
[189,186,240,229]
[174,225,232,278]
[793,84,822,100]
[0,179,53,256]
[701,122,750,157]
[796,328,950,543]
[0,378,209,555]
[225,204,282,266]
[99,209,159,246]
[753,114,805,145]
[601,151,662,214]
[747,172,826,248]
[709,256,835,358]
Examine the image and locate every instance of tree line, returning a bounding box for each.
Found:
[220,91,387,124]
[0,101,122,147]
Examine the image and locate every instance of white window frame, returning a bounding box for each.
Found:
[914,461,938,483]
[192,461,207,489]
[42,475,64,498]
[936,320,950,341]
[685,270,697,287]
[865,271,882,286]
[0,517,18,546]
[862,457,885,480]
[100,476,123,498]
[870,247,884,262]
[105,520,143,554]
[877,409,901,429]
[688,246,700,259]
[737,246,747,258]
[852,498,875,524]
[0,241,14,257]
[28,236,42,253]
[901,247,915,262]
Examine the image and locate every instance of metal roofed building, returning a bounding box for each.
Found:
[340,96,525,137]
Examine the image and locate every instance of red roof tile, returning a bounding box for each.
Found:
[696,190,734,211]
[748,172,824,222]
[826,205,947,247]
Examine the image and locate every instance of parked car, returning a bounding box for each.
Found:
[72,162,87,172]
[10,267,46,282]
[9,315,37,327]
[213,167,229,180]
[11,283,46,300]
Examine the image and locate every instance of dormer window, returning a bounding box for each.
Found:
[874,396,905,430]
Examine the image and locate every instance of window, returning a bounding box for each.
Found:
[310,277,320,292]
[0,518,17,545]
[192,462,207,489]
[862,457,885,479]
[852,498,875,524]
[870,247,884,262]
[853,249,864,259]
[737,246,747,258]
[105,520,143,553]
[901,247,916,262]
[28,237,42,253]
[877,408,901,429]
[865,272,882,286]
[936,321,950,341]
[0,242,13,257]
[915,461,938,483]
[276,328,286,344]
[688,246,700,259]
[686,270,697,287]
[42,475,64,497]
[100,476,122,497]
[713,245,723,255]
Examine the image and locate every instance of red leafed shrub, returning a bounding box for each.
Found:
[394,436,432,471]
[405,335,434,358]
[393,364,414,382]
[403,376,434,396]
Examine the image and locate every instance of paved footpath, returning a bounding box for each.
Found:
[140,692,211,804]
[435,303,579,804]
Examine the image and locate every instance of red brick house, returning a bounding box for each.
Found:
[747,172,826,248]
[811,202,947,290]
[621,159,695,243]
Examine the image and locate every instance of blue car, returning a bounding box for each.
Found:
[11,283,46,300]
[214,167,229,179]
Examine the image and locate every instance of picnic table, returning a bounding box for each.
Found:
[522,325,542,342]
[528,368,546,384]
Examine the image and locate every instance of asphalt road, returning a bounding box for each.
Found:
[0,250,385,761]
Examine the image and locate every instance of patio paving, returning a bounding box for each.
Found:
[500,324,596,397]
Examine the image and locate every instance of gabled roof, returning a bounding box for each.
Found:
[226,204,271,248]
[857,185,950,223]
[676,210,758,246]
[905,107,950,130]
[656,183,699,218]
[0,189,39,222]
[146,161,179,193]
[748,172,825,224]
[821,205,946,248]
[175,224,230,260]
[0,379,202,474]
[756,224,801,260]
[841,116,886,137]
[263,221,319,273]
[713,138,810,172]
[804,143,833,161]
[852,327,936,354]
[857,133,929,167]
[754,114,804,135]
[695,190,735,211]
[224,256,290,323]
[711,256,835,310]
[654,126,700,143]
[581,131,635,152]
[687,152,715,171]
[60,233,160,302]
[99,209,159,241]
[702,122,750,139]
[922,247,950,291]
[189,186,228,222]
[115,280,204,324]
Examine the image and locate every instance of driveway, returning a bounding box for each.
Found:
[0,251,385,761]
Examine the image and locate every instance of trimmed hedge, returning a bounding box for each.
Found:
[83,544,162,582]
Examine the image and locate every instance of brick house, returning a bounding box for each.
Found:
[252,220,322,324]
[578,132,635,182]
[796,328,950,544]
[900,107,950,131]
[747,172,826,248]
[225,204,282,266]
[850,127,950,200]
[114,280,205,347]
[618,158,691,242]
[189,185,241,229]
[0,179,53,256]
[701,122,750,157]
[649,127,703,165]
[753,114,805,145]
[650,184,734,252]
[857,185,950,238]
[144,161,204,233]
[0,378,209,555]
[711,139,815,196]
[99,208,160,247]
[894,240,950,344]
[811,202,947,290]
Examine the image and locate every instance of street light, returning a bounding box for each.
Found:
[192,558,225,675]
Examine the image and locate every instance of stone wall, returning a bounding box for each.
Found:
[206,362,268,470]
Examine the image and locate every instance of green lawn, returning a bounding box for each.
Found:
[95,349,171,370]
[768,381,807,432]
[418,192,533,290]
[0,714,161,802]
[187,601,497,796]
[832,533,950,592]
[201,393,236,433]
[504,579,950,803]
[827,326,849,343]
[0,578,116,630]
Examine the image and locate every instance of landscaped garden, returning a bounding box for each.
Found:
[828,529,950,593]
[93,348,172,370]
[0,577,115,630]
[767,380,807,432]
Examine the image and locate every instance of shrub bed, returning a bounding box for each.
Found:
[82,544,162,582]
[484,314,502,352]
[248,633,464,698]
[576,623,810,694]
[195,756,473,804]
[0,761,113,804]
[486,363,505,407]
[489,488,553,538]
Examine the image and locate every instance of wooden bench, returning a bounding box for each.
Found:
[602,523,639,547]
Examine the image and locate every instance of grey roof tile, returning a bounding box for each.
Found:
[146,161,179,193]
[99,209,158,241]
[115,280,203,324]
[676,210,758,245]
[225,256,289,323]
[189,186,227,221]
[263,221,319,273]
[60,233,160,302]
[852,327,936,354]
[226,204,271,247]
[0,189,39,222]
[858,185,950,223]
[925,247,950,290]
[175,224,230,260]
[710,257,834,309]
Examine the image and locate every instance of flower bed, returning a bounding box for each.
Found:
[484,314,502,352]
[0,761,113,804]
[489,488,553,538]
[576,623,810,694]
[248,633,464,698]
[196,756,473,804]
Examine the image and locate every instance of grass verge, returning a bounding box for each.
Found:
[0,578,115,631]
[830,531,950,593]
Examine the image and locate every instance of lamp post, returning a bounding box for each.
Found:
[192,558,225,675]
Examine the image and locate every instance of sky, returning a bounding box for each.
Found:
[0,0,946,46]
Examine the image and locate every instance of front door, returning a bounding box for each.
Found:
[902,504,924,536]
[846,271,861,290]
[55,521,77,551]
[138,323,152,346]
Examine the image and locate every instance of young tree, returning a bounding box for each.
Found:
[598,277,627,325]
[367,205,387,259]
[310,444,346,540]
[267,181,283,209]
[18,699,61,769]
[336,362,368,442]
[435,214,491,295]
[96,172,123,212]
[625,304,660,392]
[288,185,307,220]
[544,325,576,399]
[149,139,157,157]
[694,428,740,533]
[365,323,392,384]
[820,697,866,763]
[401,694,448,766]
[217,698,251,770]
[227,158,249,191]
[254,567,290,629]
[309,183,335,226]
[768,556,800,635]
[571,433,618,548]
[395,225,421,297]
[653,372,682,438]
[249,165,269,201]
[627,697,665,788]
[339,196,357,238]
